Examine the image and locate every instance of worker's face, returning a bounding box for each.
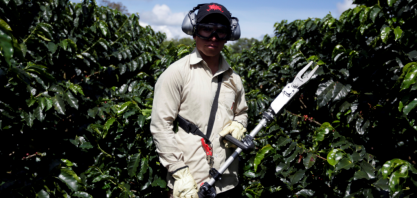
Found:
[194,15,228,57]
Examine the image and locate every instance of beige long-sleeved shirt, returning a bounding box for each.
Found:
[150,48,248,193]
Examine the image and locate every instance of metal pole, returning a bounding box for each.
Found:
[207,118,268,186]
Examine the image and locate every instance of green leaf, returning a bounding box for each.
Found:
[314,122,333,141]
[26,97,36,107]
[69,83,84,96]
[82,52,96,63]
[72,191,93,198]
[98,108,106,120]
[58,168,80,191]
[289,170,305,185]
[98,21,109,37]
[60,39,77,52]
[332,83,351,101]
[36,189,49,198]
[388,0,398,7]
[0,28,13,66]
[103,117,116,138]
[400,63,417,90]
[359,8,370,23]
[14,0,23,6]
[38,97,46,110]
[276,137,291,149]
[37,34,50,42]
[295,189,314,197]
[137,115,145,128]
[409,52,417,61]
[381,159,408,179]
[34,106,45,122]
[327,149,343,166]
[0,18,12,31]
[403,99,417,116]
[316,80,335,107]
[394,26,402,41]
[88,107,98,118]
[20,43,27,57]
[355,117,365,135]
[128,153,141,177]
[52,95,66,115]
[92,174,114,183]
[399,101,404,112]
[374,179,389,191]
[137,157,149,181]
[119,84,128,94]
[381,26,391,44]
[389,165,408,192]
[61,159,74,167]
[283,142,296,157]
[354,170,370,180]
[80,142,93,150]
[303,153,316,169]
[47,42,57,53]
[97,38,109,51]
[244,170,257,178]
[335,158,354,171]
[23,112,35,127]
[138,180,150,191]
[153,177,167,188]
[117,101,131,115]
[65,91,79,110]
[370,6,381,23]
[254,144,274,172]
[128,81,138,92]
[45,98,53,111]
[332,45,345,59]
[36,23,53,41]
[284,147,301,164]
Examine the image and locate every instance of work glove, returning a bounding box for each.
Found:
[172,167,199,198]
[219,121,247,148]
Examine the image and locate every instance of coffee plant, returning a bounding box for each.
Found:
[0,0,195,197]
[228,0,417,197]
[1,0,416,197]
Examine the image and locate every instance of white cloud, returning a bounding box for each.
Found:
[336,0,356,14]
[139,4,189,40]
[140,4,186,26]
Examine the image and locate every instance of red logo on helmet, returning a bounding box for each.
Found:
[207,4,223,12]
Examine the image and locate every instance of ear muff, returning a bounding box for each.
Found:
[229,17,240,41]
[181,11,197,36]
[181,4,241,41]
[182,4,204,36]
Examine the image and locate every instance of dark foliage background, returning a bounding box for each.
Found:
[0,0,416,197]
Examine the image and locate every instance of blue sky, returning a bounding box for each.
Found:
[74,0,356,40]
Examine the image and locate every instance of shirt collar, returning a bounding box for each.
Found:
[190,48,232,76]
[190,48,203,65]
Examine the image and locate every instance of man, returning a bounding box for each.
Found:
[150,3,248,198]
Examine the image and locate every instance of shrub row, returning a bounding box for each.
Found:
[1,0,417,197]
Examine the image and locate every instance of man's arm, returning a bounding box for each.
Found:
[150,66,187,173]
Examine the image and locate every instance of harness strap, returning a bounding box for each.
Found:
[205,74,223,143]
[177,114,211,144]
[175,74,223,145]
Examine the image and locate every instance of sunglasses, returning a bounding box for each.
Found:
[196,23,230,40]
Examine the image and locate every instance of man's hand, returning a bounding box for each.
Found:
[173,167,199,198]
[219,121,247,148]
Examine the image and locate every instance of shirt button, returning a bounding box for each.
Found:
[216,134,219,138]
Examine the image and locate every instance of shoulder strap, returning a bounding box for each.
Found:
[205,74,223,142]
[175,74,223,145]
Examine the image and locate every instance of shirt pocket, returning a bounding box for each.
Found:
[220,89,236,118]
